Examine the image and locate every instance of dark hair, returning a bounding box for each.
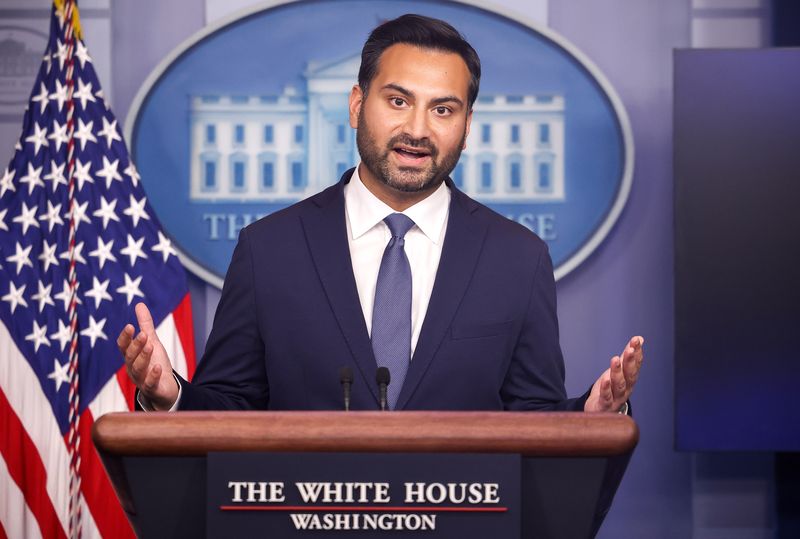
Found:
[358,14,482,109]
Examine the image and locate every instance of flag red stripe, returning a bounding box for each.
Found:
[173,293,197,379]
[78,408,136,539]
[0,387,67,539]
[115,366,137,411]
[0,517,7,539]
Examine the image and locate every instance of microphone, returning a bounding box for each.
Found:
[339,366,353,412]
[376,367,391,411]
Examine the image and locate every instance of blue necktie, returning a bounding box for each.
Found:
[371,213,416,409]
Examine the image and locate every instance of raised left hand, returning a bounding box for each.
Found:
[584,336,644,413]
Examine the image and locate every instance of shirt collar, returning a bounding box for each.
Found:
[344,163,450,244]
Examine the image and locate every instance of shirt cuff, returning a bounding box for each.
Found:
[135,372,183,412]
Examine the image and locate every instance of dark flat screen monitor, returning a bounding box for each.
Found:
[674,48,800,451]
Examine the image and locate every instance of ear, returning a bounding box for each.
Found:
[463,109,473,150]
[349,84,364,129]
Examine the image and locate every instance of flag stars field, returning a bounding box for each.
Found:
[47,359,70,392]
[96,88,110,110]
[2,281,28,313]
[48,122,69,152]
[19,162,45,195]
[54,278,81,311]
[31,82,50,114]
[96,156,123,189]
[80,315,108,347]
[72,79,97,110]
[74,40,91,68]
[116,273,144,305]
[92,196,121,228]
[58,240,87,265]
[152,231,177,263]
[42,51,52,74]
[50,319,72,352]
[85,277,113,309]
[6,242,33,274]
[125,163,140,187]
[72,158,94,191]
[25,122,49,156]
[43,160,68,191]
[97,117,121,147]
[13,202,40,234]
[31,280,55,313]
[0,167,15,196]
[39,200,64,232]
[25,320,51,352]
[120,234,148,266]
[73,118,97,150]
[38,239,59,271]
[123,194,149,227]
[88,237,117,269]
[67,199,91,231]
[49,79,68,111]
[53,38,68,70]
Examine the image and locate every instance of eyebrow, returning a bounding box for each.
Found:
[380,83,465,109]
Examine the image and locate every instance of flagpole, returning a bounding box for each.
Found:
[61,0,83,537]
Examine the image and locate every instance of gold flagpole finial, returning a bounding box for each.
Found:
[53,0,83,40]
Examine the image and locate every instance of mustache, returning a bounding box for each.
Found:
[387,134,438,157]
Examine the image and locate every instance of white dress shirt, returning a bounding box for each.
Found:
[345,164,450,358]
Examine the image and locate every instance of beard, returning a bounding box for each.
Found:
[356,105,466,193]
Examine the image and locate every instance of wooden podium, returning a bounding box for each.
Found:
[92,411,638,538]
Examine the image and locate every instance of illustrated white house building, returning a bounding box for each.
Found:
[189,54,565,203]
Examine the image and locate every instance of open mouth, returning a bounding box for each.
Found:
[393,146,431,162]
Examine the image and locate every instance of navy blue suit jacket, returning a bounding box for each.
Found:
[177,171,587,411]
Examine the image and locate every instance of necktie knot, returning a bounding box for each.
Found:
[384,213,415,239]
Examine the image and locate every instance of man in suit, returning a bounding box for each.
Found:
[118,14,644,413]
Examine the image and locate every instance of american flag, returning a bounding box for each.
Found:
[0,1,196,537]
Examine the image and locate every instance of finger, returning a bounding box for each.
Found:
[116,324,134,353]
[135,302,156,335]
[629,337,645,381]
[610,355,627,402]
[142,362,162,395]
[129,339,153,384]
[622,345,640,385]
[600,372,614,410]
[635,336,645,367]
[123,331,147,366]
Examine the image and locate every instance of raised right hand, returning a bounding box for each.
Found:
[116,302,178,410]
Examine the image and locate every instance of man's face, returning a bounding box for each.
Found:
[349,44,472,199]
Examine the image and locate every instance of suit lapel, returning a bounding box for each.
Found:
[300,176,380,406]
[396,186,487,409]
